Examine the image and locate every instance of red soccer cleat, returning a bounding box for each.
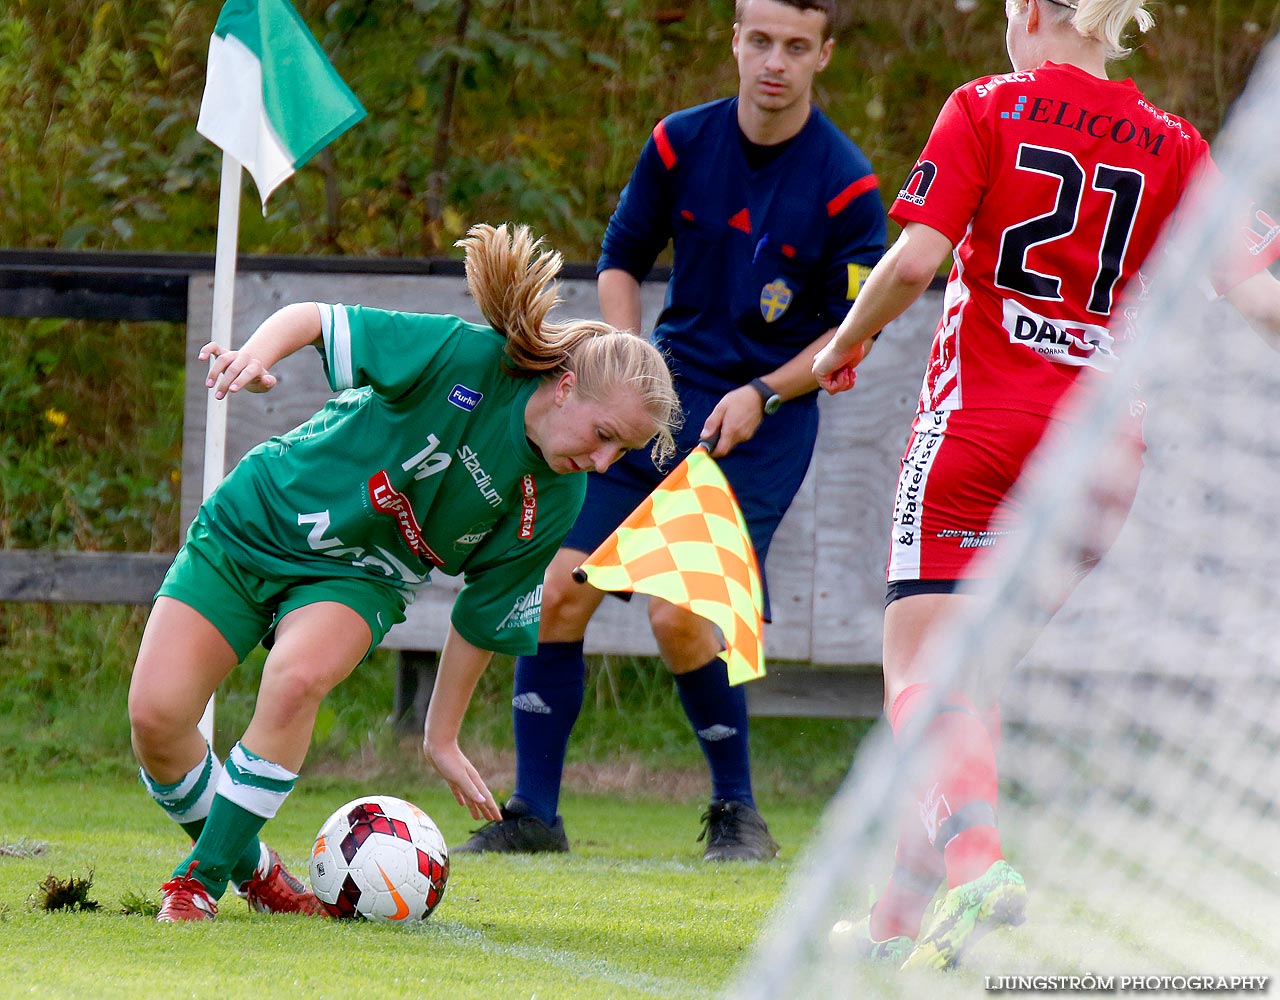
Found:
[238,844,328,917]
[157,861,218,922]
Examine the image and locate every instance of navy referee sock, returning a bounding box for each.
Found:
[511,640,586,825]
[674,657,755,809]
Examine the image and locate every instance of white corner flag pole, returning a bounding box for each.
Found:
[197,150,244,746]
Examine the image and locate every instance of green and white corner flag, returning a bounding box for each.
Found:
[197,0,366,208]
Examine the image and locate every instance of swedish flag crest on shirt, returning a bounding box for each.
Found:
[759,277,793,323]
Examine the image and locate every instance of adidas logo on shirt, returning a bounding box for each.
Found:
[512,693,552,715]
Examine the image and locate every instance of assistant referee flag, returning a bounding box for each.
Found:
[576,447,766,685]
[197,0,366,207]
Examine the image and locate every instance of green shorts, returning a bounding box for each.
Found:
[157,520,408,663]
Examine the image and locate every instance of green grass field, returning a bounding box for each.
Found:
[0,776,829,999]
[0,606,880,997]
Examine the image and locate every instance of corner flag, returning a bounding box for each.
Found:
[197,0,366,208]
[192,0,365,744]
[576,448,766,685]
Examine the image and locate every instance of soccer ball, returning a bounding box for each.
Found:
[309,794,449,924]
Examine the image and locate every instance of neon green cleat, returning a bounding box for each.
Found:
[900,860,1026,971]
[829,915,914,965]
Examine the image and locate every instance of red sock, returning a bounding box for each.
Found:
[889,684,1003,889]
[869,802,944,940]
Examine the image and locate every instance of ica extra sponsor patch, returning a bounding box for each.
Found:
[518,474,538,539]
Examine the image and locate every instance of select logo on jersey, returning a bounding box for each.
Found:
[759,278,792,323]
[368,470,444,566]
[448,384,483,411]
[973,70,1037,99]
[457,445,502,508]
[897,161,937,207]
[498,585,543,631]
[1003,299,1116,371]
[518,474,538,540]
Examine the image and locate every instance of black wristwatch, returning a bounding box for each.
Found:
[749,377,783,415]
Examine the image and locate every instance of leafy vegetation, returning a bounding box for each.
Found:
[0,1,1273,781]
[1,1,1274,259]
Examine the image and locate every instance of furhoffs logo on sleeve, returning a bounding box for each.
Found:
[518,474,538,540]
[448,384,483,411]
[368,470,444,565]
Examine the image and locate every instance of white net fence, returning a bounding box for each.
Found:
[732,35,1280,998]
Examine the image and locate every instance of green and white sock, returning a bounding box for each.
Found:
[219,742,298,820]
[140,744,220,842]
[174,742,298,896]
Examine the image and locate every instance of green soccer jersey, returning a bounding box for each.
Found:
[198,304,587,655]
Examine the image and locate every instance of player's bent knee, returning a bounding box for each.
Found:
[127,696,187,760]
[262,660,348,715]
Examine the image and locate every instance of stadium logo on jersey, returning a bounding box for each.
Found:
[1245,206,1280,256]
[457,445,503,508]
[518,474,538,540]
[367,471,444,566]
[498,585,543,631]
[1003,300,1116,371]
[897,161,937,207]
[448,384,483,411]
[759,278,792,323]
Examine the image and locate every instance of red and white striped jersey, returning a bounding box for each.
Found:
[891,61,1279,418]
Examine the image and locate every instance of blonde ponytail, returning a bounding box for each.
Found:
[456,222,681,465]
[1035,0,1153,61]
[1077,0,1153,60]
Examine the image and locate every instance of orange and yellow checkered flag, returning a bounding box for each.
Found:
[575,447,765,685]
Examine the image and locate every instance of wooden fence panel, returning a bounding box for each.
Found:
[183,271,940,669]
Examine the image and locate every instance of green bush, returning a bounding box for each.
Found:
[0,0,1268,785]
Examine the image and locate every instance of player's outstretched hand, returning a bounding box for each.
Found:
[812,339,868,395]
[423,738,502,822]
[199,341,280,399]
[817,365,858,395]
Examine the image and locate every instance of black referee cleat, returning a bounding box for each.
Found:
[697,800,780,861]
[451,799,570,855]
